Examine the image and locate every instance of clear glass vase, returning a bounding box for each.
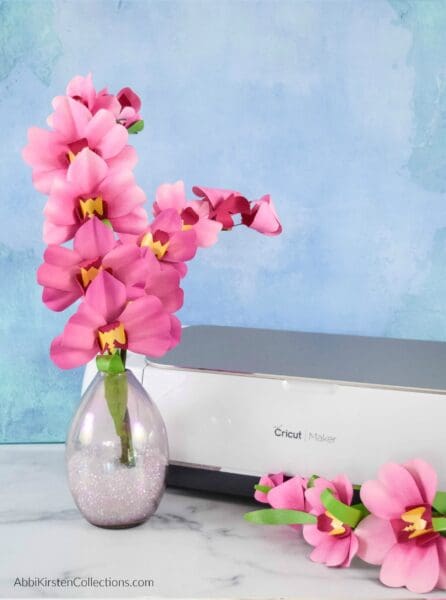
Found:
[66,369,168,528]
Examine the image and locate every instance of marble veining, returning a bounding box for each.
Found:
[0,444,444,598]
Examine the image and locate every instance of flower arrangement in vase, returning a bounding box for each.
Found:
[23,74,282,528]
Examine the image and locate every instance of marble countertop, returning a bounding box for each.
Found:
[0,445,442,599]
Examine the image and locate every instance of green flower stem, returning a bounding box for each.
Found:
[102,350,136,468]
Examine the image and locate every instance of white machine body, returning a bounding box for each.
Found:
[82,326,446,493]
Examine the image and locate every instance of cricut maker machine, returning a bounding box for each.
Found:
[83,325,446,495]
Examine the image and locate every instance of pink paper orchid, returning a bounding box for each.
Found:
[242,194,282,236]
[138,208,197,277]
[51,270,180,369]
[66,73,120,115]
[23,97,136,194]
[303,475,359,568]
[154,181,222,247]
[254,472,285,504]
[192,185,250,230]
[37,217,151,311]
[355,459,446,594]
[116,87,142,128]
[43,147,147,244]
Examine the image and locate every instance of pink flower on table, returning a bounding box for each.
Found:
[43,147,147,244]
[242,194,282,236]
[254,472,285,504]
[138,208,197,277]
[37,218,150,312]
[116,87,142,128]
[355,459,446,594]
[23,96,136,194]
[50,271,179,369]
[153,181,222,248]
[303,475,359,568]
[192,186,250,230]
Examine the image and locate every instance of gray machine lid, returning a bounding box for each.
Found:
[148,325,446,391]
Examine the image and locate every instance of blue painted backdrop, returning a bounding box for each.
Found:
[1,0,446,442]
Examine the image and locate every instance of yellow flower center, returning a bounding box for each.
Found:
[79,196,105,220]
[140,232,169,260]
[79,264,101,288]
[401,506,433,539]
[325,511,346,536]
[67,150,76,163]
[98,322,127,353]
[181,222,193,231]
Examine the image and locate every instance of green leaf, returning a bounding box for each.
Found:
[351,502,370,520]
[101,218,113,229]
[96,353,125,374]
[254,484,272,494]
[244,509,317,526]
[433,517,446,533]
[104,371,128,437]
[433,491,446,515]
[320,488,362,528]
[128,120,144,134]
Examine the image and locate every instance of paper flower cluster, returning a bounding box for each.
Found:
[245,459,446,594]
[23,74,282,370]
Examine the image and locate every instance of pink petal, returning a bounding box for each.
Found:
[325,535,351,567]
[66,73,96,110]
[44,185,78,226]
[84,271,127,322]
[380,542,439,594]
[193,217,222,248]
[117,86,141,111]
[43,220,77,245]
[73,218,116,259]
[67,147,108,194]
[103,244,148,288]
[355,515,396,565]
[37,261,77,293]
[192,185,240,209]
[169,314,182,349]
[267,476,305,510]
[87,109,127,159]
[154,181,187,214]
[50,333,98,370]
[331,474,353,506]
[254,472,285,504]
[165,229,197,262]
[303,523,326,547]
[145,264,184,312]
[344,534,359,568]
[436,537,446,590]
[106,145,138,171]
[50,96,91,139]
[120,295,172,357]
[111,206,149,234]
[243,195,282,236]
[42,287,81,312]
[309,536,342,566]
[360,463,424,520]
[151,208,183,233]
[404,459,438,505]
[42,245,80,268]
[106,182,146,218]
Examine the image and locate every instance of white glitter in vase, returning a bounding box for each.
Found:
[67,445,168,528]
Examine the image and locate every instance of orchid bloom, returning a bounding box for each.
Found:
[37,217,151,311]
[138,208,197,277]
[254,472,286,504]
[66,73,120,115]
[242,194,282,236]
[116,87,142,128]
[153,181,222,247]
[23,96,136,194]
[192,185,250,230]
[50,271,180,369]
[355,460,446,594]
[43,147,147,244]
[303,475,359,568]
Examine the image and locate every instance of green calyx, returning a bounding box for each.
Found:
[128,120,144,134]
[254,484,272,494]
[96,353,125,374]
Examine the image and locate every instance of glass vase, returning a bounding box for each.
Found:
[66,369,168,528]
